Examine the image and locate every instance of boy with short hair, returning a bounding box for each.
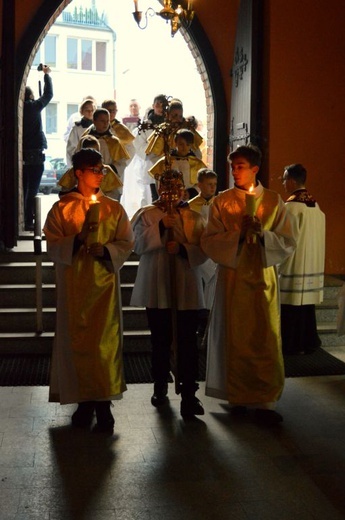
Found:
[189,168,218,335]
[130,170,207,418]
[58,135,123,197]
[82,108,130,199]
[149,129,207,199]
[101,99,135,150]
[189,168,218,217]
[145,99,203,160]
[201,144,296,426]
[44,148,134,433]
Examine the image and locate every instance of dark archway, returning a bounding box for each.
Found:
[5,0,227,248]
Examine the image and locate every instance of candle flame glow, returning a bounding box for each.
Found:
[249,184,254,194]
[91,195,97,202]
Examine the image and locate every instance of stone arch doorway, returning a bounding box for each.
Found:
[10,0,227,246]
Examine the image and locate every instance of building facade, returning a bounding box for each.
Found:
[26,6,116,159]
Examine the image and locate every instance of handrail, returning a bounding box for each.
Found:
[34,195,43,333]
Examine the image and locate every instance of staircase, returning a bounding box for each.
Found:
[0,238,151,355]
[316,275,345,348]
[0,238,344,355]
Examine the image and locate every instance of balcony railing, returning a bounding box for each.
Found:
[61,8,107,28]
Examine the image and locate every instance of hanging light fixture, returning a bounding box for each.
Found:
[132,0,195,37]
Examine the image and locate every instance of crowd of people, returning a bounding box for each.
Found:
[24,70,326,434]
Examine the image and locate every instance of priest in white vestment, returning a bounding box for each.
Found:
[279,163,325,354]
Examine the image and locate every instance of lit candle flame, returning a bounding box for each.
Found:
[248,184,254,194]
[91,194,97,202]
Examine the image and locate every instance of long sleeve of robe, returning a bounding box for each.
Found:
[43,190,134,404]
[130,205,207,310]
[201,182,296,405]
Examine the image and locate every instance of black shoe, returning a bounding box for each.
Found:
[254,409,283,426]
[180,396,205,417]
[71,401,95,428]
[151,383,168,407]
[94,401,115,433]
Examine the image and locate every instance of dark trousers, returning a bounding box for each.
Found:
[146,308,199,394]
[23,163,44,226]
[281,304,322,354]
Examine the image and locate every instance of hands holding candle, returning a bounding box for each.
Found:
[242,185,263,243]
[77,195,104,256]
[87,195,100,246]
[245,184,256,216]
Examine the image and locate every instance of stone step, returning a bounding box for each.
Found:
[0,261,139,285]
[0,330,152,355]
[1,243,344,353]
[315,299,338,322]
[0,283,134,307]
[0,244,140,264]
[318,322,345,347]
[0,306,148,333]
[0,262,56,284]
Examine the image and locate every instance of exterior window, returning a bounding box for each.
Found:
[67,104,78,120]
[96,42,106,72]
[32,50,41,68]
[46,103,57,134]
[45,35,56,68]
[67,38,78,69]
[81,40,92,70]
[65,38,106,72]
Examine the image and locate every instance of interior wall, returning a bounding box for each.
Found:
[4,0,345,273]
[263,0,345,274]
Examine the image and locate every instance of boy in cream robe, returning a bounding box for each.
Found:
[81,108,130,200]
[44,148,134,433]
[201,145,296,426]
[149,129,207,200]
[130,170,207,418]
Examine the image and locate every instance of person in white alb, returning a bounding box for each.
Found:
[279,163,326,355]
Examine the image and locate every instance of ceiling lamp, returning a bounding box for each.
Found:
[132,0,195,37]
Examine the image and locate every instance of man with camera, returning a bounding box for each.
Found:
[23,64,53,231]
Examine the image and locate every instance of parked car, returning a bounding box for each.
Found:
[50,157,69,180]
[38,160,57,194]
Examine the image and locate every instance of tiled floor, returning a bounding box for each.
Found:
[1,363,345,520]
[2,236,345,518]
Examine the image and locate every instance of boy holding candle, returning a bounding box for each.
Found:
[201,144,296,426]
[43,148,134,434]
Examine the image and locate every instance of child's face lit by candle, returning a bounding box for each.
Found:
[76,163,104,191]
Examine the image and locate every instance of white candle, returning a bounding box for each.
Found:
[245,184,256,216]
[87,195,100,246]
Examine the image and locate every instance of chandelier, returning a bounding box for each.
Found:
[132,0,195,37]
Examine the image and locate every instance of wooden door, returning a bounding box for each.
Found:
[229,0,262,187]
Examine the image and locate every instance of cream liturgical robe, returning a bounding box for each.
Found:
[130,204,207,310]
[201,182,296,405]
[43,190,134,405]
[279,192,325,305]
